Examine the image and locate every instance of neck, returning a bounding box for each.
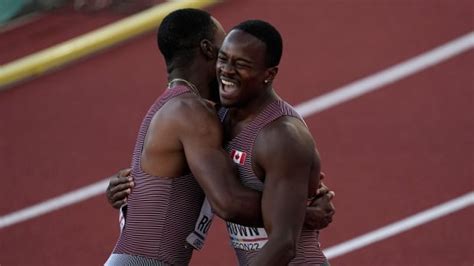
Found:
[229,87,279,122]
[167,61,212,100]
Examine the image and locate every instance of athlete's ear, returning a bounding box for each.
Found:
[200,39,217,60]
[264,67,278,85]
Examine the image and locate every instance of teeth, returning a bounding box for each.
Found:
[221,79,235,86]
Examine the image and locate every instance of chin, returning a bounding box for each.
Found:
[219,98,236,108]
[219,100,232,108]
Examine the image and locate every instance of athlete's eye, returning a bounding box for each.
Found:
[235,62,250,69]
[217,55,227,62]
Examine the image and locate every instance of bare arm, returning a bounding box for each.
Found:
[252,117,320,265]
[105,168,334,229]
[176,99,263,226]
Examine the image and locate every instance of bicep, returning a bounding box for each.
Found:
[178,106,237,202]
[257,119,317,240]
[184,135,236,192]
[261,169,309,240]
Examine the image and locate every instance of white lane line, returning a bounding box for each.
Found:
[323,192,474,259]
[0,179,109,229]
[0,32,473,230]
[295,31,474,117]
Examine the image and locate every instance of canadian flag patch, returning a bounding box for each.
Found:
[230,149,247,165]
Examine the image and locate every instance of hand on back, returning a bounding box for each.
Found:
[106,168,134,209]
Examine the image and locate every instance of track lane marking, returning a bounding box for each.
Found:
[323,192,474,259]
[0,179,109,229]
[1,34,473,263]
[296,31,474,117]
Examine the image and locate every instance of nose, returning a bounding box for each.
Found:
[219,60,235,75]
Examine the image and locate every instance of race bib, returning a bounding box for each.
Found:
[226,222,268,251]
[186,199,214,250]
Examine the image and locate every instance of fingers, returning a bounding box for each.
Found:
[106,168,134,209]
[322,194,336,223]
[314,185,332,200]
[111,189,131,207]
[109,168,132,184]
[319,202,335,229]
[109,179,134,193]
[110,168,132,185]
[319,181,328,190]
[112,199,128,209]
[308,191,336,216]
[118,168,132,177]
[315,180,329,193]
[107,185,132,209]
[319,172,326,180]
[326,190,335,200]
[110,183,133,197]
[109,176,131,188]
[203,99,217,109]
[108,182,132,200]
[322,192,336,212]
[304,205,334,230]
[316,186,329,197]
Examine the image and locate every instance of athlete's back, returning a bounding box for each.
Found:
[107,85,208,265]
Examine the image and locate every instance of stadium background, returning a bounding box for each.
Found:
[0,0,472,265]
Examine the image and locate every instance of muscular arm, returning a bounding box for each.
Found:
[252,117,320,265]
[105,169,334,229]
[176,99,263,226]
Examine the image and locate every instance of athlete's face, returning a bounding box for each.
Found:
[216,29,274,108]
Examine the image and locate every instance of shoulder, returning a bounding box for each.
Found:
[162,94,220,125]
[255,116,316,166]
[259,116,313,148]
[164,95,223,141]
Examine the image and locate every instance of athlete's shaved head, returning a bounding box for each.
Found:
[231,20,283,67]
[157,8,218,66]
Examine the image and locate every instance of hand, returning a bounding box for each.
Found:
[304,182,335,230]
[106,168,134,209]
[203,99,220,113]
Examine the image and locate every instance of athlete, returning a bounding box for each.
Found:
[105,10,335,266]
[105,9,265,265]
[216,20,330,265]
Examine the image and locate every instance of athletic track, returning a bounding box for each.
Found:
[0,1,472,265]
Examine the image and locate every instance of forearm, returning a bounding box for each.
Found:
[222,185,263,227]
[251,237,296,266]
[203,187,264,227]
[187,147,264,226]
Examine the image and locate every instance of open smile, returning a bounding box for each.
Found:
[220,77,240,99]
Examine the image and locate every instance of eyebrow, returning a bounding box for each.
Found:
[218,50,254,64]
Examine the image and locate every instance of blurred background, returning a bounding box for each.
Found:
[0,0,472,265]
[0,0,155,23]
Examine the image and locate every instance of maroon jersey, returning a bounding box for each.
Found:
[111,86,205,265]
[219,99,327,265]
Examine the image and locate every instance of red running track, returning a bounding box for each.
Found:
[0,1,472,265]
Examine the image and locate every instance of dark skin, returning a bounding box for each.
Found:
[107,170,335,230]
[107,18,334,232]
[304,174,336,230]
[105,178,337,229]
[118,17,264,226]
[216,29,330,265]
